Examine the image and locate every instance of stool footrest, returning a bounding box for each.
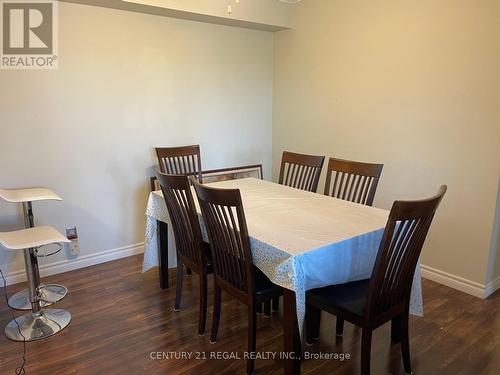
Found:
[8,284,68,311]
[5,309,71,342]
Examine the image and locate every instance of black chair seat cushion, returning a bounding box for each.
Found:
[307,279,370,317]
[254,267,282,297]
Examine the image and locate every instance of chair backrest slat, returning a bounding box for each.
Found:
[366,186,447,319]
[155,170,204,269]
[192,178,254,301]
[324,157,384,206]
[278,151,325,193]
[156,145,203,182]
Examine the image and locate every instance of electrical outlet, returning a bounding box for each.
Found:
[66,227,80,256]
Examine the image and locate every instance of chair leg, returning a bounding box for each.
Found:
[256,303,262,315]
[391,316,401,343]
[247,305,257,375]
[174,261,184,311]
[264,300,271,317]
[198,273,208,336]
[272,296,280,312]
[336,317,344,338]
[305,305,321,345]
[210,286,222,344]
[361,329,372,375]
[401,313,412,374]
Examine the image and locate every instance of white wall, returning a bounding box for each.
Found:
[486,178,500,288]
[0,2,273,278]
[273,0,500,291]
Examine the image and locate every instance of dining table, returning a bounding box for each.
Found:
[142,177,423,375]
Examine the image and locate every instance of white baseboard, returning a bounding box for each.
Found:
[420,264,500,299]
[3,243,499,300]
[3,242,145,286]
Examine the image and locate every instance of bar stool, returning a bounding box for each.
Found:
[0,226,71,341]
[0,188,69,310]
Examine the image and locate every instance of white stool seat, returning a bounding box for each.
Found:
[0,226,69,250]
[0,188,62,203]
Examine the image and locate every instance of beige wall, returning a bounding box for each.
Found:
[273,0,500,286]
[0,2,273,276]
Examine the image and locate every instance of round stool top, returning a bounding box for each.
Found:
[0,188,62,203]
[0,226,70,250]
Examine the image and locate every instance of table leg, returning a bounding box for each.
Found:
[158,220,169,289]
[283,288,301,375]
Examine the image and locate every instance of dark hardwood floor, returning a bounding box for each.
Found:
[1,255,499,374]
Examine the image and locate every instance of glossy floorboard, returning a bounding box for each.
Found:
[1,255,499,374]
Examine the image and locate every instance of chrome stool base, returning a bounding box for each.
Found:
[8,284,68,310]
[5,309,71,342]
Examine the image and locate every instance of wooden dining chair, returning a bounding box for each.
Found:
[191,178,283,375]
[324,157,384,206]
[154,170,212,335]
[305,185,447,375]
[278,151,325,192]
[201,163,279,316]
[155,144,203,276]
[155,145,203,182]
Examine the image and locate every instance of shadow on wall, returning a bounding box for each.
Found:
[486,175,500,293]
[0,186,149,277]
[0,200,121,277]
[0,203,25,272]
[111,158,151,242]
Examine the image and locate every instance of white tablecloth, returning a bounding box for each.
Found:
[142,178,423,334]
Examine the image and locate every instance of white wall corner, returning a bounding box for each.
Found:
[485,176,500,296]
[484,275,500,299]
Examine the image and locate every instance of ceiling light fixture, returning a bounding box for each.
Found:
[228,0,239,14]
